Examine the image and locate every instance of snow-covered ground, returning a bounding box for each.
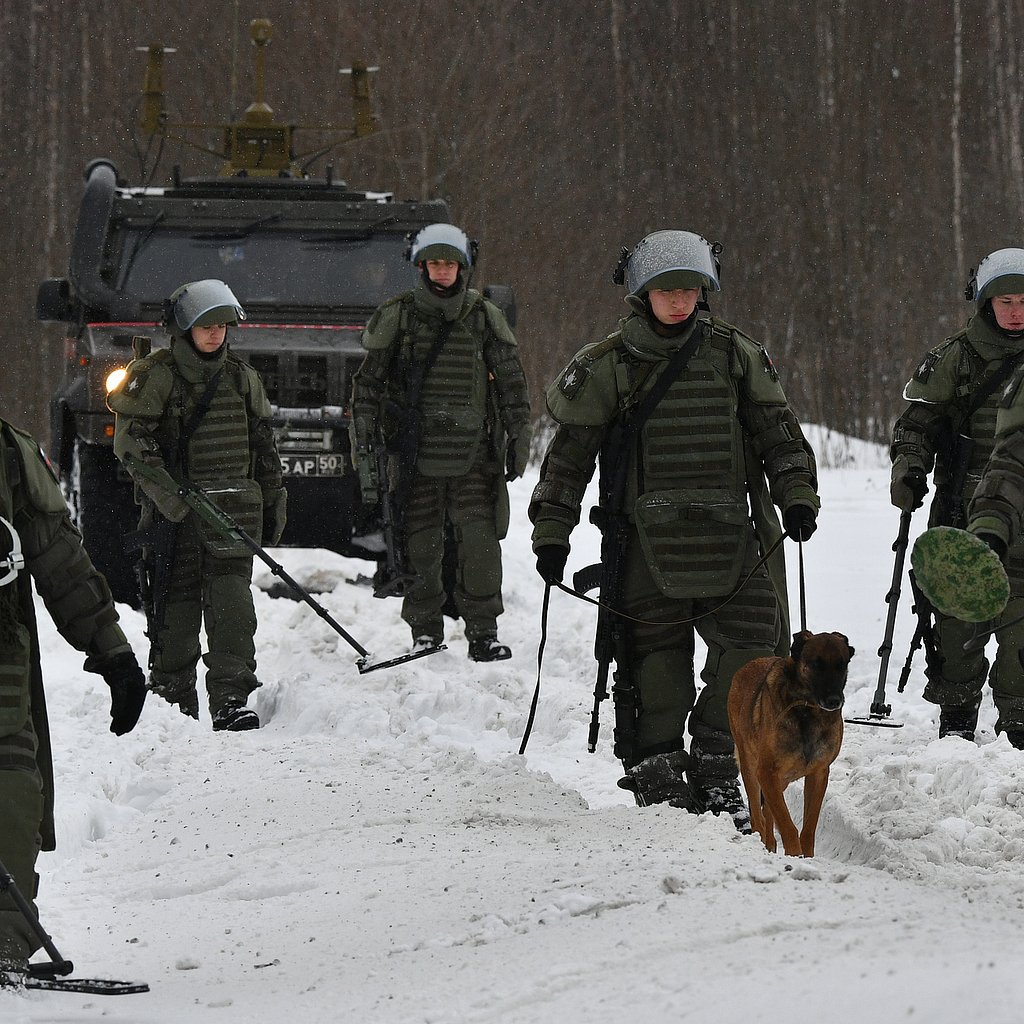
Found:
[4,425,1024,1023]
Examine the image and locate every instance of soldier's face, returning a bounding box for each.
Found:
[648,287,700,325]
[992,294,1024,332]
[424,259,461,288]
[191,324,228,353]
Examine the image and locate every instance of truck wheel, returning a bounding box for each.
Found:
[68,440,141,608]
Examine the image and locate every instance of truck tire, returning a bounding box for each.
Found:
[68,439,141,608]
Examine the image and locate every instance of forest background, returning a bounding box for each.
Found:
[1,0,1021,446]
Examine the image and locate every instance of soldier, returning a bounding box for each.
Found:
[529,230,819,820]
[0,416,146,980]
[350,224,531,661]
[891,248,1024,746]
[107,280,286,731]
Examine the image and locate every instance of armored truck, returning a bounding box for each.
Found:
[36,22,509,606]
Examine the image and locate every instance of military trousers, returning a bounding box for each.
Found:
[617,526,780,764]
[923,594,1024,732]
[148,519,258,717]
[0,719,44,963]
[401,463,503,641]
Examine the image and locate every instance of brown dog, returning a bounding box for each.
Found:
[727,631,854,857]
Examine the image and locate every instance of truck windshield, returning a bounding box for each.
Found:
[114,229,419,308]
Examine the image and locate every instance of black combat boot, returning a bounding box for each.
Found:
[938,702,980,741]
[688,742,751,833]
[617,750,695,809]
[468,636,512,662]
[212,700,260,732]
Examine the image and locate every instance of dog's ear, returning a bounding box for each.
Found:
[833,632,855,659]
[790,630,812,661]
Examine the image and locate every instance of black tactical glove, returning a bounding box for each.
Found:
[505,445,520,482]
[891,467,928,512]
[976,531,1008,561]
[783,505,818,543]
[85,651,147,735]
[262,488,287,546]
[535,545,568,585]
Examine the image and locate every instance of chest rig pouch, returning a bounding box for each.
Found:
[630,324,750,598]
[0,429,32,737]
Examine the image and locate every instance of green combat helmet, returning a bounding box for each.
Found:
[910,527,1010,622]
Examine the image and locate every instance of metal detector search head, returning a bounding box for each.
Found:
[356,643,447,674]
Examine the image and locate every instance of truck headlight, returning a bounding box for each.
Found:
[105,367,128,394]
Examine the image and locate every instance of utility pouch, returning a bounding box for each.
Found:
[197,478,263,557]
[0,623,32,737]
[633,489,749,598]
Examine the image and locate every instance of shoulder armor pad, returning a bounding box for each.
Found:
[903,336,962,400]
[362,294,409,351]
[545,335,622,425]
[106,352,173,415]
[8,427,66,514]
[481,298,517,345]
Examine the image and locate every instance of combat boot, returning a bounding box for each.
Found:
[148,673,200,720]
[617,749,695,809]
[468,636,511,662]
[938,701,980,741]
[688,743,751,833]
[212,700,260,732]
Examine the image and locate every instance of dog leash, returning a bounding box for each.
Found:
[518,533,786,755]
[798,540,807,634]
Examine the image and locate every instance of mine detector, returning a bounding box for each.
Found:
[37,20,510,607]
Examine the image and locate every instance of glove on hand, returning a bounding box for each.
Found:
[535,545,568,585]
[262,488,288,546]
[976,531,1008,561]
[783,505,818,543]
[85,651,147,735]
[505,434,531,482]
[890,467,928,512]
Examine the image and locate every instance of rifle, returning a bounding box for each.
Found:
[124,455,444,673]
[370,407,418,599]
[574,505,634,756]
[131,515,178,668]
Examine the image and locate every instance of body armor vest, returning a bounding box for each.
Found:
[399,298,489,476]
[624,323,750,598]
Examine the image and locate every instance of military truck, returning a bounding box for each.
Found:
[37,21,511,606]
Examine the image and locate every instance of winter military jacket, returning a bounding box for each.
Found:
[108,333,285,553]
[530,312,818,598]
[967,354,1024,557]
[891,313,1024,533]
[0,419,131,849]
[351,281,532,483]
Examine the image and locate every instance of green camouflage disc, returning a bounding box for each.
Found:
[910,526,1010,622]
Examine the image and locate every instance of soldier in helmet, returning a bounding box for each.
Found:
[530,230,819,821]
[107,280,286,731]
[893,249,1024,746]
[0,416,146,980]
[350,224,531,661]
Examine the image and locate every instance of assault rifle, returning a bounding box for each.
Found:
[124,455,444,673]
[131,515,178,668]
[369,414,417,599]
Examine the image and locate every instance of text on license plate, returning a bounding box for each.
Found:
[281,453,346,476]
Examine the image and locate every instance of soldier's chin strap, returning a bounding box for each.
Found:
[0,515,24,587]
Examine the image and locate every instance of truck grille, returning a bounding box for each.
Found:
[248,352,334,408]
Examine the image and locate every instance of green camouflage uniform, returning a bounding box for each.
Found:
[0,419,132,964]
[108,333,284,718]
[530,311,818,776]
[351,280,531,642]
[891,313,1024,733]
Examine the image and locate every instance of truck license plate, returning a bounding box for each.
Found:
[281,453,345,476]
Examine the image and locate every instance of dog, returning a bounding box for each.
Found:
[727,630,854,857]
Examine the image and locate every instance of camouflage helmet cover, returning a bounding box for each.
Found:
[968,248,1024,307]
[617,230,722,297]
[407,223,475,268]
[169,279,246,331]
[910,527,1010,622]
